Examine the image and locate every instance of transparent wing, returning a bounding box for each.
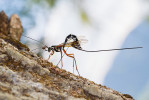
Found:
[77,35,88,46]
[58,35,88,48]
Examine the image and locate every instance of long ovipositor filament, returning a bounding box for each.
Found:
[77,47,143,52]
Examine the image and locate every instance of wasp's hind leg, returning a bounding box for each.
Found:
[63,49,80,76]
[60,51,63,68]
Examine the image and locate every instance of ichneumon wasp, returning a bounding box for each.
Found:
[22,34,142,76]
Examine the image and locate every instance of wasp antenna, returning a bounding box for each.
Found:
[22,35,46,46]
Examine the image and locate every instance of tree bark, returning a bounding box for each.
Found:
[0,11,134,100]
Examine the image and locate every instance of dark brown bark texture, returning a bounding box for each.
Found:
[0,11,134,100]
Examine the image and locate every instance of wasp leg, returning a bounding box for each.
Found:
[63,50,74,73]
[47,51,54,61]
[63,49,80,76]
[60,51,63,68]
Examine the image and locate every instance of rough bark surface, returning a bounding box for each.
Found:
[0,11,134,100]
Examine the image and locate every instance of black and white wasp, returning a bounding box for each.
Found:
[23,34,142,76]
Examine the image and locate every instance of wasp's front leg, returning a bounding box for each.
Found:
[47,51,54,61]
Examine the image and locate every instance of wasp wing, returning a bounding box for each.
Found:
[64,39,88,50]
[77,35,88,45]
[58,34,88,50]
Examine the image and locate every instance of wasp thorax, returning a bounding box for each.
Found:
[48,47,53,52]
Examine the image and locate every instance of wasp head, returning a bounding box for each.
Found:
[42,45,54,52]
[42,45,47,50]
[42,45,49,52]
